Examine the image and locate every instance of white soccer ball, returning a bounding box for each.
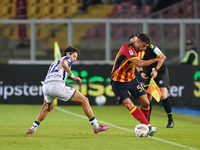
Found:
[134,124,149,137]
[95,95,107,106]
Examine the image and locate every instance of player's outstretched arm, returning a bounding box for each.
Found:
[61,60,82,84]
[72,76,82,84]
[131,57,162,68]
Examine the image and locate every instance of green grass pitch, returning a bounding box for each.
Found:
[0,104,199,150]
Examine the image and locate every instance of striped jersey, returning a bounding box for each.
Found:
[44,56,72,83]
[110,43,145,82]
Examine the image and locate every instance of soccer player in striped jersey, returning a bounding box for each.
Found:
[26,46,109,135]
[129,34,174,128]
[110,33,166,136]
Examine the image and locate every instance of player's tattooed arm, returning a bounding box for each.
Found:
[63,65,71,73]
[61,59,82,83]
[61,60,72,75]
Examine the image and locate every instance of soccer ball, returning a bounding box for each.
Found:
[134,124,149,137]
[95,95,107,106]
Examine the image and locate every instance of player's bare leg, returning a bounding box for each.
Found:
[123,97,150,125]
[136,94,151,120]
[26,97,55,135]
[36,99,55,122]
[137,94,150,108]
[70,90,109,134]
[70,90,94,118]
[123,97,157,136]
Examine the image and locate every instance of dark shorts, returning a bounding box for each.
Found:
[145,67,169,89]
[111,78,146,104]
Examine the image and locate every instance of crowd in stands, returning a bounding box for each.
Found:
[76,0,123,14]
[0,0,198,43]
[81,0,198,40]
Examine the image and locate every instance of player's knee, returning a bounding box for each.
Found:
[47,108,51,112]
[147,93,152,101]
[42,106,50,112]
[44,103,54,112]
[122,99,134,110]
[161,95,167,100]
[142,100,149,108]
[83,97,89,104]
[44,106,51,112]
[78,96,89,105]
[49,104,54,112]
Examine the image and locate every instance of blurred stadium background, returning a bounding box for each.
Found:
[1,0,200,109]
[1,2,200,149]
[0,0,199,64]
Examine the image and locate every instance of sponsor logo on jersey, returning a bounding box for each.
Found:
[46,74,62,79]
[129,50,134,56]
[68,58,72,63]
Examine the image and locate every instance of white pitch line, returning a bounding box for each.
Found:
[55,106,199,150]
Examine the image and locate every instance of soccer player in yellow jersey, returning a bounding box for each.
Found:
[110,33,166,136]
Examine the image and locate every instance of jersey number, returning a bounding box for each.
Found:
[49,60,60,73]
[137,84,145,92]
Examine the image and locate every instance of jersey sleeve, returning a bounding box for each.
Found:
[120,44,136,59]
[149,44,162,57]
[63,56,73,67]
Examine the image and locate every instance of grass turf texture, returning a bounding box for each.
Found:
[0,104,199,150]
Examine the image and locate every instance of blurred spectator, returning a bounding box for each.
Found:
[76,0,122,14]
[101,0,122,3]
[132,0,154,17]
[16,0,29,48]
[133,0,153,7]
[153,0,176,12]
[180,40,199,66]
[152,0,160,10]
[76,0,101,14]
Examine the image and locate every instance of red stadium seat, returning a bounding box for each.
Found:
[95,24,105,39]
[164,24,179,40]
[162,5,181,18]
[111,24,124,39]
[140,5,152,17]
[125,24,140,39]
[181,1,194,18]
[81,27,97,39]
[148,24,160,39]
[185,24,195,40]
[119,2,132,18]
[106,5,122,18]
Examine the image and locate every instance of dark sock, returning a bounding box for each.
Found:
[162,98,173,121]
[148,101,152,122]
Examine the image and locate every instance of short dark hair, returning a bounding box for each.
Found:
[62,46,80,57]
[138,33,151,44]
[129,33,139,40]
